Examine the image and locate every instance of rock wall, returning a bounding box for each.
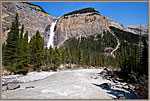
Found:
[2,2,56,44]
[54,11,141,47]
[54,13,107,47]
[127,24,148,35]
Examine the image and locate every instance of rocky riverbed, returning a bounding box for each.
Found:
[2,68,138,99]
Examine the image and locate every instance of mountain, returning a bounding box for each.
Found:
[127,24,148,35]
[2,2,56,44]
[2,2,148,48]
[54,8,142,47]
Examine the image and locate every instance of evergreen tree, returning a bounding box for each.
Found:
[3,13,20,66]
[78,49,84,65]
[13,31,29,74]
[29,30,44,70]
[52,47,62,70]
[139,38,148,76]
[49,45,54,64]
[43,47,49,66]
[20,24,24,39]
[2,44,6,65]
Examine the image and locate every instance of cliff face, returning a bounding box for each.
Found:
[2,2,148,48]
[2,2,56,44]
[54,12,107,47]
[127,24,148,35]
[54,10,143,47]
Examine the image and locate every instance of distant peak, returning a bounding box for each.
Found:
[128,24,148,27]
[63,7,101,16]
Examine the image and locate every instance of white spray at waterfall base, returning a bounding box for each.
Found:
[47,20,57,49]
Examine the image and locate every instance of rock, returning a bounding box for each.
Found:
[127,24,148,35]
[112,78,118,83]
[100,83,111,89]
[6,83,20,90]
[100,68,113,76]
[2,86,7,91]
[25,86,35,89]
[115,84,123,88]
[2,2,56,44]
[128,84,135,90]
[94,77,98,79]
[116,77,123,82]
[123,85,129,90]
[116,94,126,99]
[2,66,11,76]
[100,68,109,74]
[41,66,51,71]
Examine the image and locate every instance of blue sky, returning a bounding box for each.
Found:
[29,2,148,26]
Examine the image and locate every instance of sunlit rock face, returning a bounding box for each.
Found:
[2,3,148,48]
[2,2,56,44]
[127,24,148,35]
[54,8,147,47]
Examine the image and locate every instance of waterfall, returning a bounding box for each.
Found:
[47,20,57,49]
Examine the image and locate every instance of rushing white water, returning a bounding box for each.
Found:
[47,20,57,49]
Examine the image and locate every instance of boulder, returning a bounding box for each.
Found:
[101,68,109,74]
[100,83,111,89]
[123,85,129,90]
[115,84,123,88]
[25,86,35,89]
[41,66,51,71]
[100,68,113,75]
[94,77,98,79]
[116,94,126,99]
[2,66,11,76]
[6,83,20,90]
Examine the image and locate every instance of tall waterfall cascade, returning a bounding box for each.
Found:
[47,20,57,49]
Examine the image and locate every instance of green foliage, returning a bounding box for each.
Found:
[2,44,6,65]
[20,24,24,39]
[62,32,118,67]
[138,37,148,76]
[3,14,30,74]
[52,47,62,70]
[3,13,20,66]
[16,31,30,74]
[117,34,148,84]
[110,26,140,44]
[29,30,44,70]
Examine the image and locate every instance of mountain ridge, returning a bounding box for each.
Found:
[2,2,148,48]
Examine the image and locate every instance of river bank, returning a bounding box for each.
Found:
[2,68,138,99]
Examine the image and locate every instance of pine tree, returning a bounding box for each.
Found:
[20,24,24,39]
[43,47,49,66]
[49,45,54,64]
[13,31,29,74]
[79,49,84,65]
[52,47,62,70]
[2,44,6,65]
[139,38,148,76]
[21,31,30,73]
[3,13,20,66]
[29,30,44,70]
